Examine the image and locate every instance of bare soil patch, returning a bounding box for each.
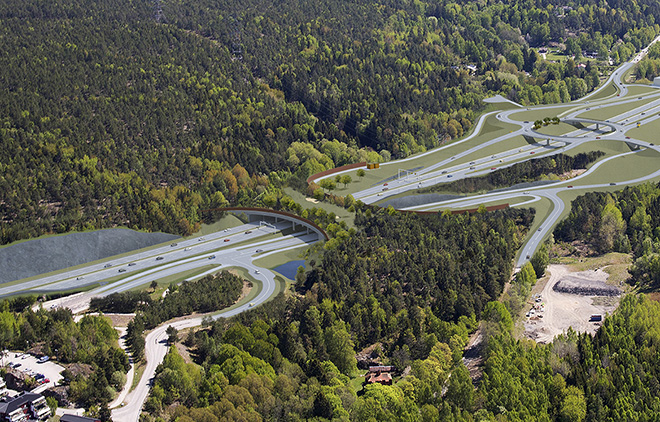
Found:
[524,264,621,343]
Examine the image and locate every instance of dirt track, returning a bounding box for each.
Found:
[524,264,619,343]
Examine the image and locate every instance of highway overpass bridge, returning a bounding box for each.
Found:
[211,207,329,241]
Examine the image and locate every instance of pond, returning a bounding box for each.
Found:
[273,260,305,280]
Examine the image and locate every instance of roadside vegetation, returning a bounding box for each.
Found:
[419,151,604,195]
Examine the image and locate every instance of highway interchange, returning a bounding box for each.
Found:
[5,36,660,422]
[336,36,660,268]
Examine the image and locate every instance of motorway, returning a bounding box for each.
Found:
[339,35,660,267]
[11,36,660,422]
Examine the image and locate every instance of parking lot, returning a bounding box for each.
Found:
[4,351,64,393]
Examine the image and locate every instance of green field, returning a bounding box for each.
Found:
[534,122,584,137]
[193,214,245,236]
[625,117,660,140]
[508,106,575,122]
[586,82,618,101]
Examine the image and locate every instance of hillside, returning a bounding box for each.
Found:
[2,0,659,244]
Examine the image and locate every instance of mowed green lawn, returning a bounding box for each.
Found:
[625,117,660,141]
[507,105,575,123]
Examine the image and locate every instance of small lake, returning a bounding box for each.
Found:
[273,260,305,280]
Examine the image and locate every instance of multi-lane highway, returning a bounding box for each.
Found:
[336,36,660,267]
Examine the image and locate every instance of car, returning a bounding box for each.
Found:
[255,249,263,253]
[37,356,49,363]
[208,255,216,259]
[567,185,573,188]
[12,363,21,368]
[530,151,535,154]
[128,262,136,266]
[610,182,616,186]
[35,374,44,380]
[383,183,388,186]
[223,239,230,243]
[249,302,255,307]
[382,187,389,191]
[596,137,600,139]
[441,170,448,174]
[184,247,192,251]
[156,256,164,261]
[76,276,84,280]
[491,167,496,170]
[118,268,127,273]
[377,193,382,196]
[499,159,503,163]
[223,229,228,232]
[170,243,178,247]
[447,175,453,178]
[245,230,252,234]
[642,112,646,115]
[104,264,112,268]
[198,237,205,241]
[626,136,630,139]
[491,155,496,158]
[651,143,655,146]
[639,97,643,99]
[469,161,475,165]
[524,121,529,123]
[469,166,475,169]
[538,228,543,232]
[255,270,260,274]
[586,108,590,110]
[526,255,530,259]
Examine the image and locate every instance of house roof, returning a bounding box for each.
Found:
[0,392,44,415]
[60,414,102,422]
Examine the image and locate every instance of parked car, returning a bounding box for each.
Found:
[37,356,49,363]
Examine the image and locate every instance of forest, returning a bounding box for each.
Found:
[116,271,245,362]
[554,182,660,290]
[421,151,605,194]
[142,206,534,419]
[141,205,660,421]
[1,0,660,244]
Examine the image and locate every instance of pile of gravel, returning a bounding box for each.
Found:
[0,229,179,284]
[381,193,464,209]
[553,275,621,297]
